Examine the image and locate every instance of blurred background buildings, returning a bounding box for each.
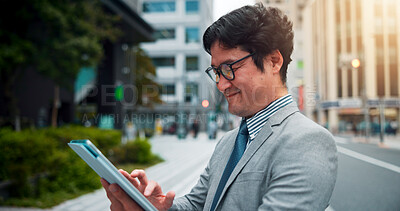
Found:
[301,0,400,136]
[76,0,155,130]
[138,0,215,137]
[0,0,399,138]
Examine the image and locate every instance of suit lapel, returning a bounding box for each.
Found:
[213,101,300,210]
[213,122,273,209]
[205,128,238,210]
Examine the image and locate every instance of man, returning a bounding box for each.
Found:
[101,4,337,210]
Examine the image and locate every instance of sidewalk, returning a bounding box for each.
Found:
[335,133,400,150]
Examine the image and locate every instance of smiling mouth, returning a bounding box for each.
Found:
[224,90,241,98]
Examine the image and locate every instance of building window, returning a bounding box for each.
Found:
[186,56,198,71]
[143,1,176,13]
[186,0,199,14]
[163,84,175,95]
[154,28,175,40]
[152,57,175,68]
[185,27,199,43]
[185,83,198,103]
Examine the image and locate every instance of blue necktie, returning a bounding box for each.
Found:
[210,120,249,211]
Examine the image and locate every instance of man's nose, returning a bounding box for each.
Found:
[217,75,231,92]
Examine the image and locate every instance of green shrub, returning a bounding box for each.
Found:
[111,138,163,165]
[0,126,162,208]
[0,126,121,207]
[0,129,57,197]
[43,125,121,153]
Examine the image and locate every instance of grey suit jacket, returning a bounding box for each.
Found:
[170,102,338,211]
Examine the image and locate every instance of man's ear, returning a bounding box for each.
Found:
[270,50,283,73]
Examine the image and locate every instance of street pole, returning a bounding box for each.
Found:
[352,58,369,141]
[379,99,385,144]
[362,92,369,140]
[177,75,187,140]
[361,80,369,140]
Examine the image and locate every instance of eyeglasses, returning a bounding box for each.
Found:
[205,53,254,83]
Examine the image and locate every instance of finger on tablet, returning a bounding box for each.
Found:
[131,169,148,186]
[119,169,140,188]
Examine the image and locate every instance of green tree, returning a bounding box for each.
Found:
[134,47,162,108]
[0,0,121,129]
[0,3,36,130]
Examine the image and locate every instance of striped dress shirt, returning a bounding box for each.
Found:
[245,94,294,143]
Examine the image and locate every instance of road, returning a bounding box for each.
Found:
[330,138,400,211]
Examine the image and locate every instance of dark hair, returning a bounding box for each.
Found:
[203,3,294,84]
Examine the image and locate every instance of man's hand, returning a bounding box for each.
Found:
[101,169,175,211]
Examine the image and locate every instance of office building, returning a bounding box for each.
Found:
[139,0,214,134]
[303,0,400,134]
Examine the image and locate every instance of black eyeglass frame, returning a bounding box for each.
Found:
[205,53,255,83]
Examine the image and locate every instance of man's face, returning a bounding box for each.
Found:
[210,41,278,118]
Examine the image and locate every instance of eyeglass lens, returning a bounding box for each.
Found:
[208,64,233,83]
[220,64,233,79]
[208,68,219,82]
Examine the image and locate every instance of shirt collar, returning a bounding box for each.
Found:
[245,94,293,142]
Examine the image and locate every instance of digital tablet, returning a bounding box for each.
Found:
[68,140,157,211]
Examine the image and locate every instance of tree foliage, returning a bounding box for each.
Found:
[0,0,121,127]
[134,47,162,108]
[0,0,162,129]
[3,0,121,89]
[29,0,121,89]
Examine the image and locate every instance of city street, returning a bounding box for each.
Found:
[330,137,400,211]
[1,133,399,211]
